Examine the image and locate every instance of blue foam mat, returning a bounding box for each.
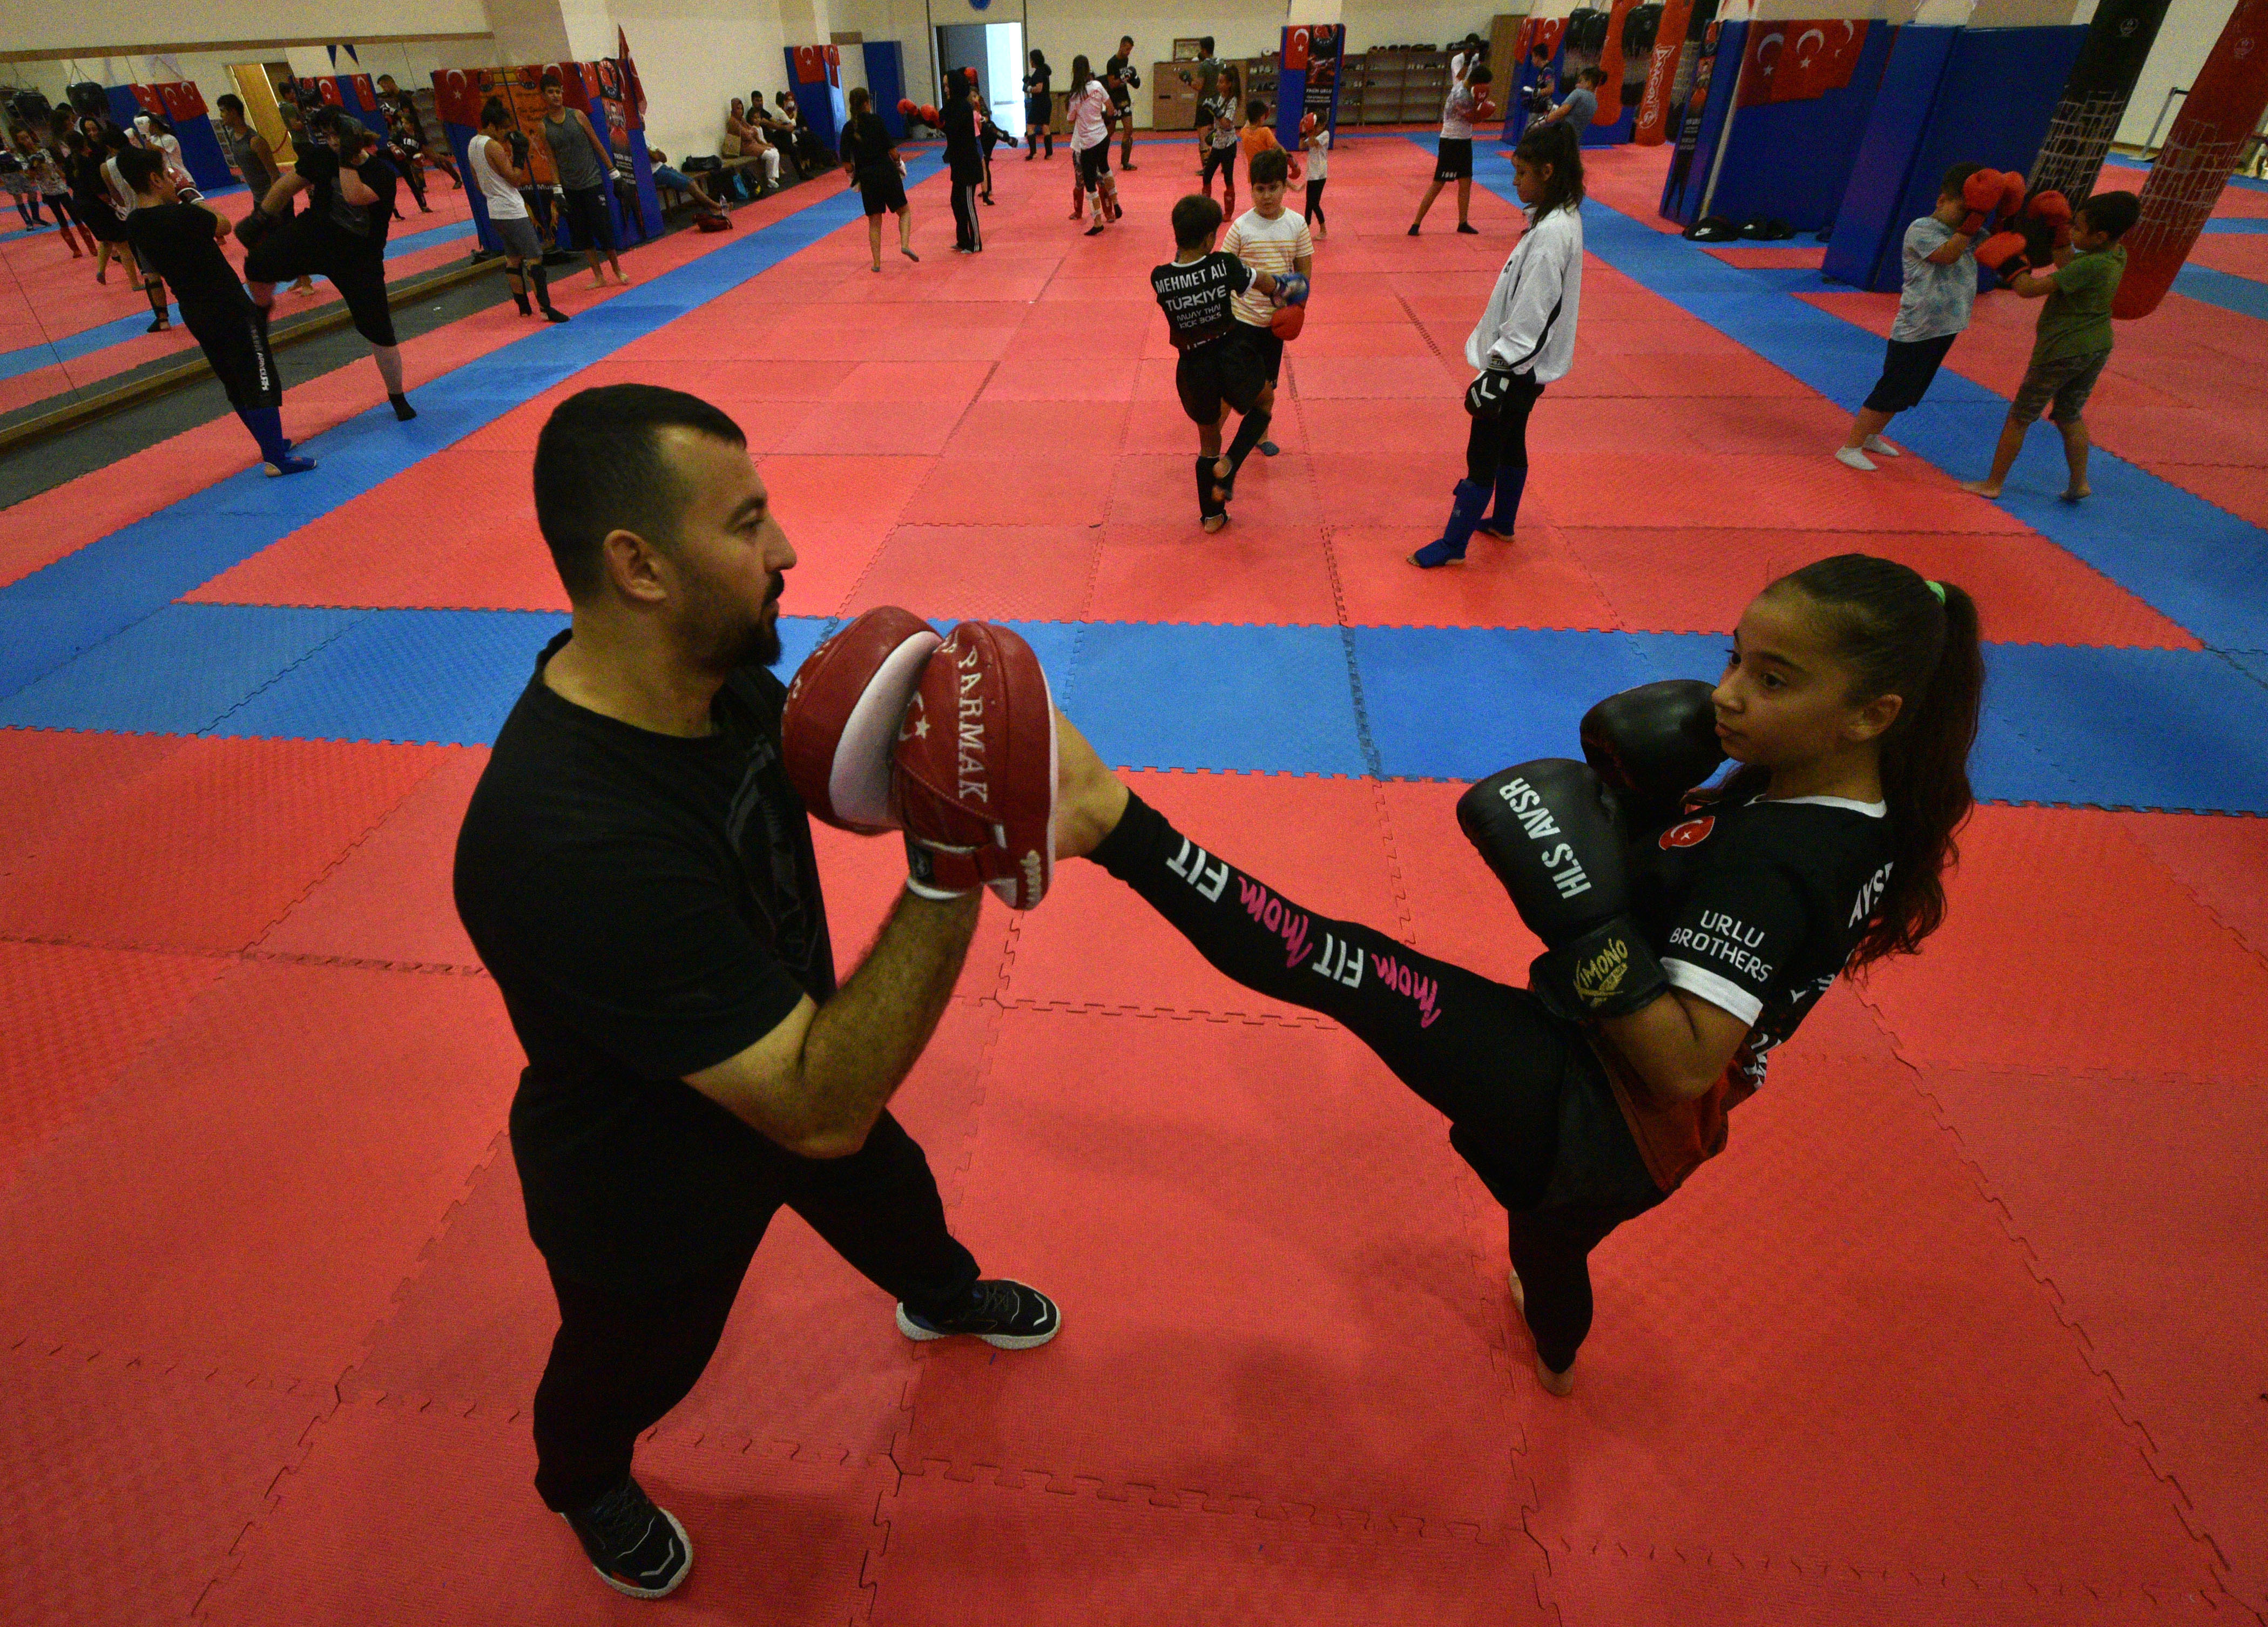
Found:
[2172,262,2268,318]
[16,605,2265,811]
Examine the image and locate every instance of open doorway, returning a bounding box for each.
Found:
[934,19,1026,137]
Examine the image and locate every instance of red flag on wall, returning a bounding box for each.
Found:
[158,80,208,120]
[316,78,343,107]
[352,73,377,109]
[617,26,648,123]
[130,83,165,114]
[1738,18,1865,105]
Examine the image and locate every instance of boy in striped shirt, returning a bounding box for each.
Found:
[1220,147,1313,461]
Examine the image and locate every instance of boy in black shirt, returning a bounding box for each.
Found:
[1149,194,1302,531]
[453,385,1056,1601]
[238,114,417,421]
[117,148,312,476]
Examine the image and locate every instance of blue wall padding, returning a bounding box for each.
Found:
[1662,22,1749,226]
[1823,26,1960,285]
[1693,21,1894,232]
[866,43,908,139]
[1823,24,2085,291]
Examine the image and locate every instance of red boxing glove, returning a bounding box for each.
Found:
[1975,229,2029,272]
[2030,188,2073,249]
[894,622,1059,909]
[1271,301,1306,340]
[783,606,941,833]
[1998,171,2027,219]
[1959,168,2001,237]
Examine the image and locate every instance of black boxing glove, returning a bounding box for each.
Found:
[1578,679,1725,834]
[295,144,340,186]
[508,129,531,166]
[233,206,274,248]
[1457,759,1669,1022]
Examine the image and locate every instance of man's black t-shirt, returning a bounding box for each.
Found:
[454,633,836,1286]
[1151,251,1256,349]
[124,203,250,313]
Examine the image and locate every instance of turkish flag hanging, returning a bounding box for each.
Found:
[159,80,208,121]
[1285,26,1313,72]
[130,83,165,114]
[795,46,825,84]
[433,68,480,127]
[316,78,343,107]
[352,73,377,109]
[1739,18,1866,105]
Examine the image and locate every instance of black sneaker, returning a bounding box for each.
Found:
[1456,222,1480,235]
[561,1476,692,1599]
[896,1278,1061,1349]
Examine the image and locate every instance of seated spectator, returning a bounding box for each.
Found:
[625,143,726,218]
[775,91,830,174]
[739,97,793,196]
[748,92,802,180]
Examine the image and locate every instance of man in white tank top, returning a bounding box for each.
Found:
[471,97,568,322]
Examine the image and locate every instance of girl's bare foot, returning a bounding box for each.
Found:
[1956,478,2002,498]
[1201,513,1228,534]
[1509,1267,1575,1397]
[2060,484,2090,502]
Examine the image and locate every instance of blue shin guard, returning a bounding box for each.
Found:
[1474,461,1528,539]
[1409,478,1489,569]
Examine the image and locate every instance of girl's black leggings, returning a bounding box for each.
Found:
[1303,177,1326,227]
[1465,373,1544,484]
[1090,791,1656,1372]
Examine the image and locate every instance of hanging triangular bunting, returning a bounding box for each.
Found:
[327,44,339,69]
[342,42,360,63]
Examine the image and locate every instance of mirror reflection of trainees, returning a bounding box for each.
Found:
[117,145,314,476]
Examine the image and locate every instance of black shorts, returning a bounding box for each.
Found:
[1075,142,1111,189]
[1434,137,1475,182]
[1174,337,1268,425]
[244,216,397,347]
[185,296,282,411]
[856,165,907,217]
[1233,321,1285,385]
[1862,332,1958,414]
[559,184,616,253]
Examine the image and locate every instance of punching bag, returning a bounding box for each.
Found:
[2027,0,2173,202]
[2115,0,2268,319]
[1635,0,1697,142]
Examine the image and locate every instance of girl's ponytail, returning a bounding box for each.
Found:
[1774,555,1982,970]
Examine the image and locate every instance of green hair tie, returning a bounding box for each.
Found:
[1926,579,1946,603]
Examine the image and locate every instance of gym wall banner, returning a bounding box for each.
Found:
[1276,23,1343,148]
[1733,18,1866,106]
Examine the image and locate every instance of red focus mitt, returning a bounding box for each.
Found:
[894,622,1058,910]
[1959,167,2001,236]
[1271,301,1306,340]
[783,606,942,834]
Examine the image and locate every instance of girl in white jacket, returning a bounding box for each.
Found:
[1413,120,1585,568]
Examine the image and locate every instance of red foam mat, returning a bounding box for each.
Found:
[0,960,517,1381]
[1858,805,2268,1082]
[0,726,186,879]
[2116,809,2268,962]
[1558,525,2198,646]
[840,524,1099,623]
[0,735,447,953]
[0,940,230,1188]
[343,998,1000,1460]
[1913,1063,2268,1614]
[1085,523,1341,626]
[0,1341,331,1627]
[1519,1042,2216,1598]
[255,747,489,967]
[869,1470,1552,1627]
[199,1400,890,1627]
[1002,771,1405,1019]
[1329,519,1626,630]
[899,1010,1534,1528]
